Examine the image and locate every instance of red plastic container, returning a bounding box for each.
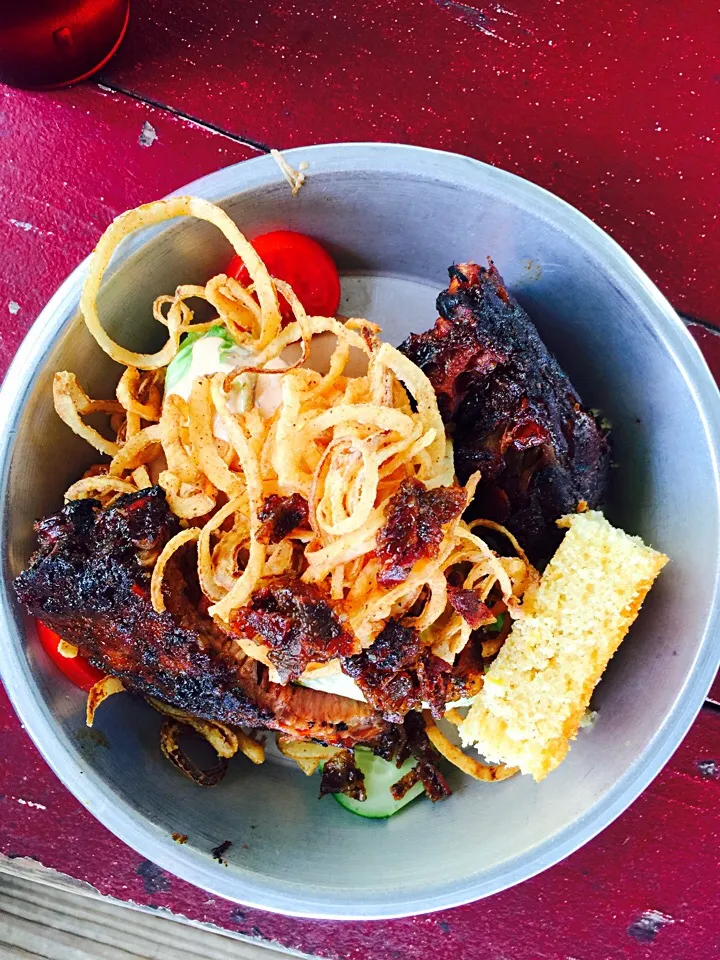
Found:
[0,0,129,89]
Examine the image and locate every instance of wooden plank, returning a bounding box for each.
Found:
[0,868,306,959]
[99,0,720,323]
[2,676,718,959]
[0,82,258,381]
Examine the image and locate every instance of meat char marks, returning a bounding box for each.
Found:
[400,262,610,563]
[14,488,387,747]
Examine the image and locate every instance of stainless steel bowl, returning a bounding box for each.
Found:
[1,144,719,919]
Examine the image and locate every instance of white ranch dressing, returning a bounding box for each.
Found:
[299,668,476,709]
[299,671,368,703]
[167,335,287,437]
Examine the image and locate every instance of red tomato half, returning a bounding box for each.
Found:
[227,230,341,323]
[35,619,103,691]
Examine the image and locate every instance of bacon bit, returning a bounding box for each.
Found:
[403,711,452,802]
[368,712,451,803]
[232,576,358,683]
[256,493,309,544]
[211,839,232,865]
[451,639,485,699]
[390,765,421,801]
[447,586,495,629]
[319,749,366,801]
[376,478,466,588]
[172,832,188,844]
[343,619,453,722]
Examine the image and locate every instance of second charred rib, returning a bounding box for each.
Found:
[399,261,610,563]
[13,489,387,748]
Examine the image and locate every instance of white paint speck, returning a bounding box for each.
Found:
[8,301,20,314]
[8,218,54,237]
[15,797,47,810]
[628,909,676,942]
[139,121,158,148]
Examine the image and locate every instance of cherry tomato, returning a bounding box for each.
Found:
[35,619,103,692]
[226,230,341,323]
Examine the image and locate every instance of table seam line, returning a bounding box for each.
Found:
[94,81,271,154]
[679,312,720,334]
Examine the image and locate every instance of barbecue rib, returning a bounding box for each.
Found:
[13,489,388,747]
[399,261,610,563]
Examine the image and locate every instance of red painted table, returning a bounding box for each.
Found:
[2,2,720,957]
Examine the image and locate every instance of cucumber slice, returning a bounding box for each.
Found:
[331,749,424,819]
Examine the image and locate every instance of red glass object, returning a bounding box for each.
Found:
[0,0,130,89]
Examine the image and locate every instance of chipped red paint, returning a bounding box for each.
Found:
[1,683,718,959]
[98,0,720,323]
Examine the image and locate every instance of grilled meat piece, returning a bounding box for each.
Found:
[319,749,367,801]
[231,576,359,684]
[376,478,467,588]
[14,489,387,747]
[343,619,474,722]
[446,587,496,629]
[256,493,309,545]
[399,261,610,563]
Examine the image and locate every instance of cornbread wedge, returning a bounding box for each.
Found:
[459,510,668,781]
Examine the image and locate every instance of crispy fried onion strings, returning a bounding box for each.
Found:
[55,196,537,793]
[53,372,123,457]
[86,676,125,727]
[150,527,201,614]
[151,699,265,787]
[80,196,285,368]
[424,710,518,782]
[148,698,264,765]
[276,735,341,776]
[160,720,230,787]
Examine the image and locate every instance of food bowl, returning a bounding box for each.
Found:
[1,143,719,919]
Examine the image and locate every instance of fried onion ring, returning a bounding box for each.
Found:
[423,711,518,782]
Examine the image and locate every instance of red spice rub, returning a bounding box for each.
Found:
[447,586,496,629]
[256,493,309,545]
[343,619,454,722]
[232,575,358,684]
[376,478,466,588]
